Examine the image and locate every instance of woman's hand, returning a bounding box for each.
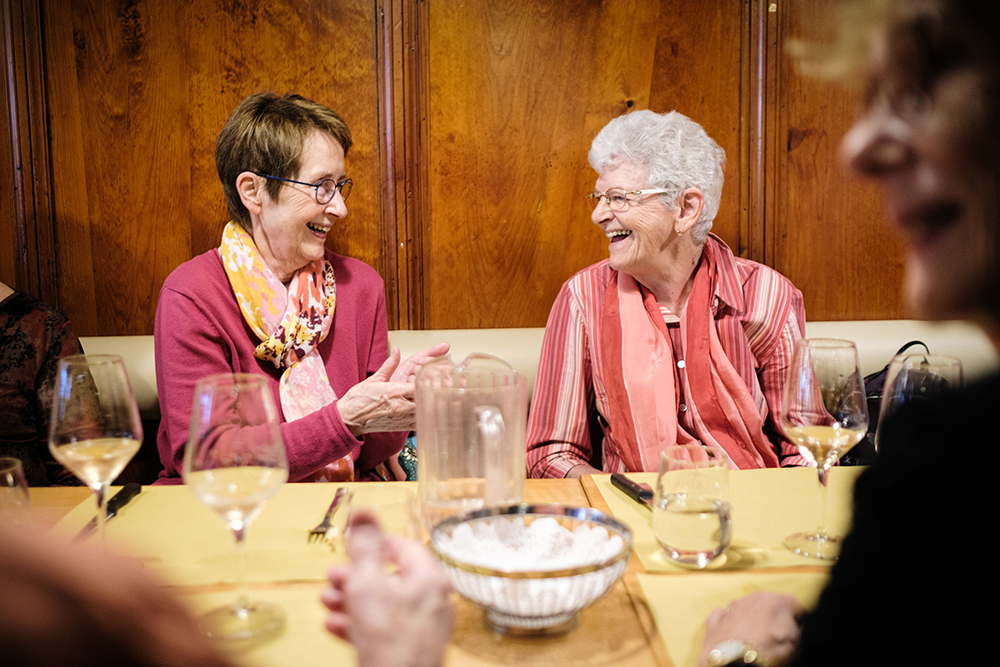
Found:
[698,592,805,666]
[391,343,450,383]
[322,512,454,667]
[337,344,449,436]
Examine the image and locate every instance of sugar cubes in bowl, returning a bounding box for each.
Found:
[429,504,633,635]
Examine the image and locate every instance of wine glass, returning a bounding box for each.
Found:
[875,352,963,451]
[183,373,288,640]
[48,355,143,541]
[781,339,868,560]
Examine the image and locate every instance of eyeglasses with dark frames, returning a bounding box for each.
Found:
[255,173,353,205]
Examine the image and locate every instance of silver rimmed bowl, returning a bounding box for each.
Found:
[429,504,633,635]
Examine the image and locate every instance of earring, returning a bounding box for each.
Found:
[675,227,685,236]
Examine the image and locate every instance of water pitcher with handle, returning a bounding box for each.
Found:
[416,354,528,530]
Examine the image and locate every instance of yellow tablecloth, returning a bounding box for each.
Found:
[54,482,418,586]
[593,467,865,571]
[179,583,355,667]
[638,571,829,667]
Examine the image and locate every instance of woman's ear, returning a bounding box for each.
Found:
[675,188,705,236]
[236,171,264,216]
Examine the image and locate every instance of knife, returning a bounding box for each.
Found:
[610,473,654,510]
[75,482,142,540]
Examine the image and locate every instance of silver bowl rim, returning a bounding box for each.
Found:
[429,503,633,579]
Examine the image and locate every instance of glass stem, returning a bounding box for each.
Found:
[232,523,250,612]
[816,462,831,540]
[93,483,107,545]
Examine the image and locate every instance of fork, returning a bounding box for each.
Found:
[308,486,350,543]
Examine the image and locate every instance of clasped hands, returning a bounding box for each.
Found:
[338,343,450,436]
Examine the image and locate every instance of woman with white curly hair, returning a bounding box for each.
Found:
[527,110,808,478]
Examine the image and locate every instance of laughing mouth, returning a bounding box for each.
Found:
[608,230,632,243]
[307,222,329,235]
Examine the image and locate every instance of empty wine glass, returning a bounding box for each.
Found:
[781,339,868,560]
[875,353,963,451]
[183,374,288,640]
[48,355,143,541]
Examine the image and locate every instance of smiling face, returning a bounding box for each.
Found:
[840,10,999,322]
[591,160,679,280]
[250,130,348,283]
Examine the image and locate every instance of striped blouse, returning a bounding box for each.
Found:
[526,241,809,478]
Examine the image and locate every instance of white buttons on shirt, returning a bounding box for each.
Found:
[677,359,686,369]
[679,404,688,413]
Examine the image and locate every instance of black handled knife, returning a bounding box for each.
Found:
[75,482,142,540]
[610,473,654,510]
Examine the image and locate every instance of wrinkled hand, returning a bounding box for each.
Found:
[337,344,448,436]
[0,524,233,667]
[322,512,455,667]
[391,343,450,383]
[699,592,805,667]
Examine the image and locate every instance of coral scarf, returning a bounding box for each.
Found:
[219,221,353,480]
[600,239,780,471]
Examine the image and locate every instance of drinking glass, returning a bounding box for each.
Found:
[653,444,732,568]
[0,457,32,526]
[48,355,142,541]
[875,353,963,451]
[330,485,421,549]
[183,374,288,640]
[781,339,868,560]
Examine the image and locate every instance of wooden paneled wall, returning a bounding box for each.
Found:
[1,0,906,336]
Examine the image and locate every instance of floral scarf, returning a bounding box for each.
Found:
[219,221,353,480]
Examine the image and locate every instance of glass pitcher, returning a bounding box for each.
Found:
[415,353,528,530]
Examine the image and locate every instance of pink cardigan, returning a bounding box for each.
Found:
[153,249,405,483]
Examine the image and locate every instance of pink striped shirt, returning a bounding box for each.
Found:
[526,240,808,478]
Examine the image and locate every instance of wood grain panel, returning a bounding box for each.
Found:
[773,0,906,321]
[0,0,20,287]
[647,0,744,255]
[40,0,386,335]
[2,0,57,300]
[424,0,749,329]
[9,0,909,335]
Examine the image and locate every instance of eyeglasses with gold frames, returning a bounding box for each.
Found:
[586,187,671,211]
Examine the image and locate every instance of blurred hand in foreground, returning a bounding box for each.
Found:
[322,511,454,667]
[699,592,805,667]
[0,523,233,667]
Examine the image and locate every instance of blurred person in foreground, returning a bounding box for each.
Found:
[699,1,999,665]
[154,92,446,484]
[0,521,235,667]
[0,280,83,485]
[527,111,808,478]
[0,513,452,667]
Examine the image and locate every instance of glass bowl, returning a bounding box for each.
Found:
[429,504,633,635]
